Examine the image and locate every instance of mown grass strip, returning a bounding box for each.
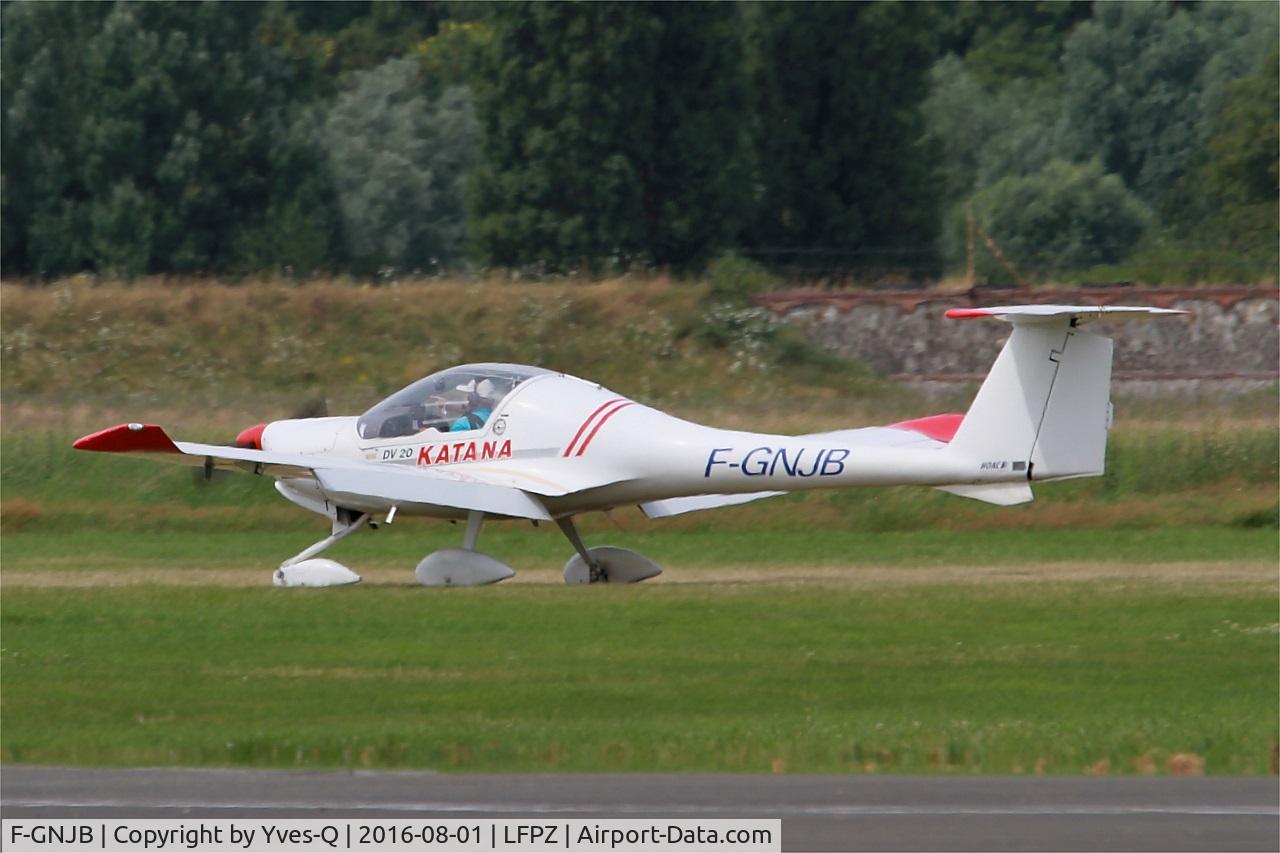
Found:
[3,583,1274,774]
[3,527,1276,574]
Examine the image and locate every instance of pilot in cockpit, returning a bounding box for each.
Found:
[450,379,497,432]
[411,378,451,434]
[359,366,543,440]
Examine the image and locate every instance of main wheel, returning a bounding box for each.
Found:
[416,549,515,587]
[563,546,663,585]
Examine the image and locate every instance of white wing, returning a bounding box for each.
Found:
[73,423,552,521]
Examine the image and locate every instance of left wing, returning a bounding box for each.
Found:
[73,423,552,520]
[74,423,331,478]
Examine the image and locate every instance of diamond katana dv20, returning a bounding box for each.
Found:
[74,304,1186,588]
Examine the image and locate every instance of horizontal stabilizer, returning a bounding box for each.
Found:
[946,304,1188,324]
[936,482,1033,506]
[640,491,785,519]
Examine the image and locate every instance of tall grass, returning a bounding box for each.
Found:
[0,278,890,420]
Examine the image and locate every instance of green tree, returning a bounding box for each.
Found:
[322,59,480,273]
[2,1,307,276]
[89,180,155,279]
[935,1,1091,90]
[1177,50,1279,272]
[743,1,941,277]
[469,2,749,273]
[922,55,1060,208]
[412,19,492,98]
[1,2,112,274]
[258,0,460,92]
[1058,1,1278,206]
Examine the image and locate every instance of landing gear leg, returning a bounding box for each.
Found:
[281,510,370,567]
[463,509,484,550]
[273,509,368,587]
[556,516,605,582]
[558,516,663,585]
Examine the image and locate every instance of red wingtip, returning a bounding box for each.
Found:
[72,423,181,453]
[944,308,993,320]
[235,423,267,450]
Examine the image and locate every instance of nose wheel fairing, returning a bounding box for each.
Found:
[272,510,369,587]
[274,559,362,587]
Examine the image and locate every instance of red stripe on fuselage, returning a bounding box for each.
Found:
[563,398,625,457]
[887,413,965,443]
[574,401,635,456]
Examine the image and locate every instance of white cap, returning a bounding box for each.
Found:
[456,378,497,397]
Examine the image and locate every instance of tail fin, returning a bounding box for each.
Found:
[945,305,1186,484]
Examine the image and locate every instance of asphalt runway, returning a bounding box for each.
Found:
[3,766,1277,851]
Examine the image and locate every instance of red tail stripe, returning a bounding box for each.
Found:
[574,401,635,456]
[563,398,624,457]
[887,413,965,443]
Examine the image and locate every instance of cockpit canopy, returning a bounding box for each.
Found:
[357,364,552,440]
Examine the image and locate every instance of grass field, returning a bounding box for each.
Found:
[2,572,1275,775]
[1,277,1276,777]
[3,527,1277,577]
[3,520,1276,776]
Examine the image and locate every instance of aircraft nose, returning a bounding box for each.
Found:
[235,423,267,450]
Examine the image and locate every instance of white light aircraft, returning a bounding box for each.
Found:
[74,304,1185,588]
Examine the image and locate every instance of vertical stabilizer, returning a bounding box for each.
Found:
[947,322,1071,475]
[942,306,1167,482]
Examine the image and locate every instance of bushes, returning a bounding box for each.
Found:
[966,160,1152,283]
[704,252,780,302]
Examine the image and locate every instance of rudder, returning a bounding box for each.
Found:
[947,321,1114,481]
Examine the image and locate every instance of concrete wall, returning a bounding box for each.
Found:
[757,287,1278,385]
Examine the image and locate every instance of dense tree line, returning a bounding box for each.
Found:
[2,1,1275,282]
